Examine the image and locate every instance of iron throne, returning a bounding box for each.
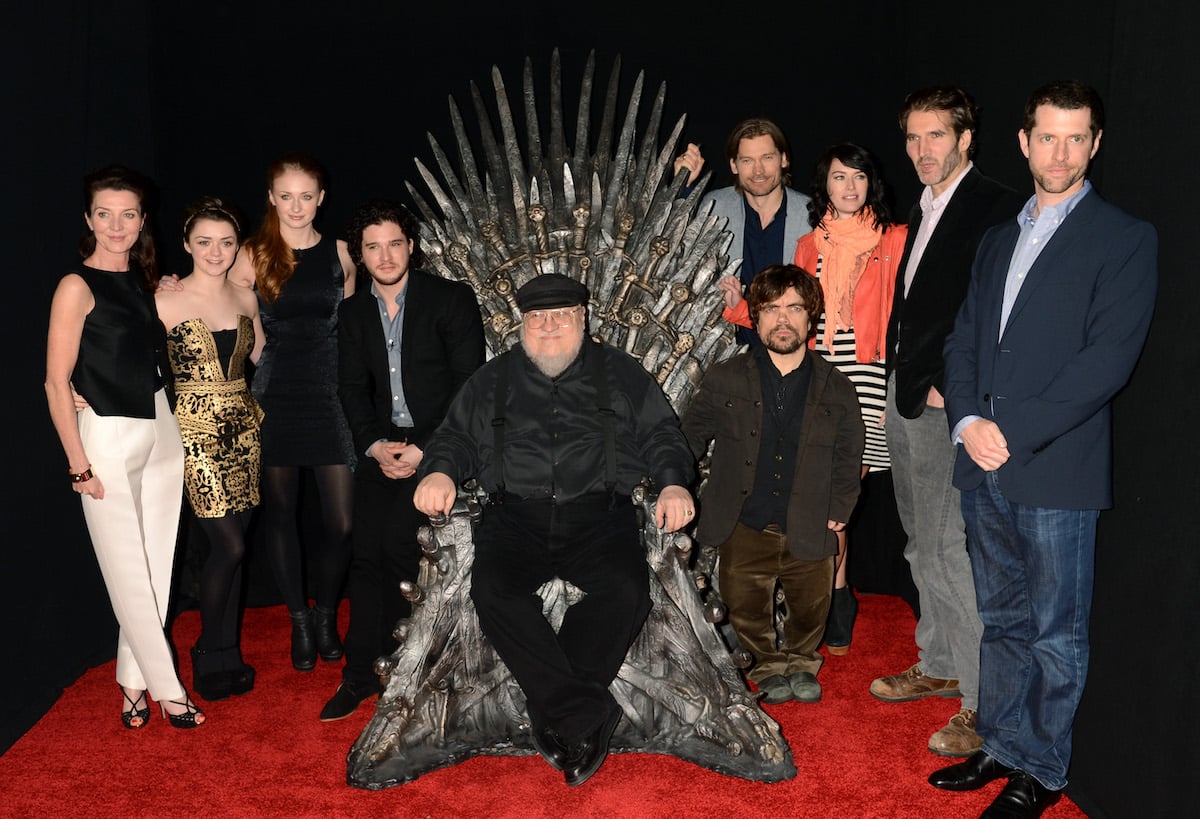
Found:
[346,49,795,788]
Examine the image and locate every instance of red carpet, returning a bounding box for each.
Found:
[1,594,1086,817]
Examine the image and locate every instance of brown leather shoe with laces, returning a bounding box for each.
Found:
[870,663,961,702]
[928,707,984,757]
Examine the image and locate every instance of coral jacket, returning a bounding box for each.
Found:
[723,224,908,364]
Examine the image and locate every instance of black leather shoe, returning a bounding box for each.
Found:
[530,726,570,771]
[563,704,622,787]
[980,771,1061,818]
[290,608,317,671]
[928,750,1015,791]
[319,681,381,722]
[312,604,344,662]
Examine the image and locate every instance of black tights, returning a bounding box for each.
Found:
[193,509,252,652]
[261,464,354,613]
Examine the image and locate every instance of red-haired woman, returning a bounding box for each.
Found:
[229,153,357,671]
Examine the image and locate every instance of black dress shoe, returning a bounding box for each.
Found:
[563,704,622,787]
[530,726,570,771]
[319,681,381,722]
[980,771,1061,818]
[929,750,1015,791]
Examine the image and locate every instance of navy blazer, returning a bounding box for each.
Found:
[943,190,1157,509]
[337,269,485,460]
[886,167,1024,419]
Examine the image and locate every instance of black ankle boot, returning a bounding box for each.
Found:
[219,646,256,695]
[312,604,344,662]
[191,646,233,701]
[824,586,858,656]
[290,608,317,671]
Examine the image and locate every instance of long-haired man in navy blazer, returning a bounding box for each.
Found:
[932,81,1157,818]
[319,200,485,722]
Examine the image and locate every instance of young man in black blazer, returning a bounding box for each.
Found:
[320,201,485,721]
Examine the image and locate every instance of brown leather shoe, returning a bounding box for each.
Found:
[928,708,983,757]
[870,663,961,702]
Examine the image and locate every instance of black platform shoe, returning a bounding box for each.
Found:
[824,586,858,656]
[191,646,232,701]
[219,645,256,695]
[290,608,317,671]
[311,604,344,662]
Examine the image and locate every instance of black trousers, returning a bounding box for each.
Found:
[470,495,649,742]
[340,457,422,689]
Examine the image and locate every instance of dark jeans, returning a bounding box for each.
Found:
[963,471,1099,791]
[470,495,649,742]
[341,463,422,689]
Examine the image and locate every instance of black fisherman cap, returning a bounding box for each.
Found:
[515,274,589,311]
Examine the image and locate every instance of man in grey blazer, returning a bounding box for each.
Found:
[932,81,1157,818]
[674,118,812,346]
[874,85,1024,759]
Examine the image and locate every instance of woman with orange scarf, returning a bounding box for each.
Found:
[723,143,906,654]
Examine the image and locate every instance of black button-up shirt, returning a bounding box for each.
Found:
[421,341,694,503]
[739,346,812,531]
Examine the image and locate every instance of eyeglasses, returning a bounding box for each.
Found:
[523,306,582,329]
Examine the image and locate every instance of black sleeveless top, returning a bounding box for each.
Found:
[70,265,166,418]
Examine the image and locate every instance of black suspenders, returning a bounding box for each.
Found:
[490,343,617,503]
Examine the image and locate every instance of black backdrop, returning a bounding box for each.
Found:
[7,2,1197,815]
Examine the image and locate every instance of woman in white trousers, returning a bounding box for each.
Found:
[45,165,204,729]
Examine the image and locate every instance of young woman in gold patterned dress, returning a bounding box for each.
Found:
[155,197,265,701]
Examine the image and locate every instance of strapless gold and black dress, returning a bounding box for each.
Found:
[167,315,264,518]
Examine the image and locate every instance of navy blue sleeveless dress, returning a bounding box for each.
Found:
[252,236,354,467]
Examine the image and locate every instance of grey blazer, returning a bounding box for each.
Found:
[700,186,813,275]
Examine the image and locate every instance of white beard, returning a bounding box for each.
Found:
[523,334,584,379]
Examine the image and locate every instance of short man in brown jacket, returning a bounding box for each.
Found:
[682,264,864,704]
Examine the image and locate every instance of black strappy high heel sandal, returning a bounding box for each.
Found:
[160,695,206,729]
[121,688,150,730]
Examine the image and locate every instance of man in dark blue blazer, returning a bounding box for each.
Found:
[932,82,1157,817]
[320,200,485,721]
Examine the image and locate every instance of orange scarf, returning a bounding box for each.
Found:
[811,207,883,352]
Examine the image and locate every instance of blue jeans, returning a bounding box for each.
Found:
[886,377,982,709]
[962,471,1099,791]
